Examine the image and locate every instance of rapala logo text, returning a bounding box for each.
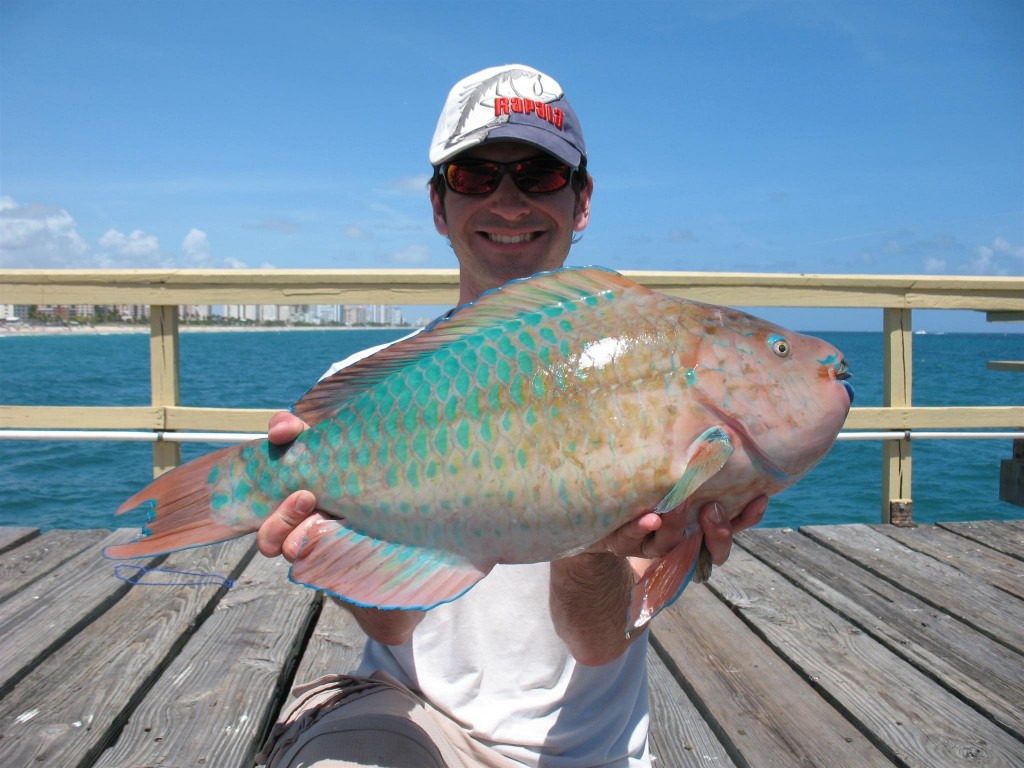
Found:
[494,97,564,130]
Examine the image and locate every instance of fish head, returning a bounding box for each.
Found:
[682,303,853,495]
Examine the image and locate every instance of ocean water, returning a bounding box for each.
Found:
[0,329,1021,532]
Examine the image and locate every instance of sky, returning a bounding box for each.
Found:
[1,0,1022,332]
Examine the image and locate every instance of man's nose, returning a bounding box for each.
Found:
[487,175,531,219]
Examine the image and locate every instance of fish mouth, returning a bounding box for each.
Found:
[832,359,854,404]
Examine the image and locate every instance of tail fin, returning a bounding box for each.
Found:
[105,442,262,559]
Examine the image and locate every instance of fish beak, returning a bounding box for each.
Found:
[833,359,854,404]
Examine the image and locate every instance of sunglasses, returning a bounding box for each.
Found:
[441,157,576,196]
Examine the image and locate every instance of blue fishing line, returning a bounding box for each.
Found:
[114,564,235,589]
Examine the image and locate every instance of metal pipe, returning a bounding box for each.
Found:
[0,429,1021,443]
[0,430,265,443]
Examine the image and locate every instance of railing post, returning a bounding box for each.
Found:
[150,305,181,476]
[882,307,913,524]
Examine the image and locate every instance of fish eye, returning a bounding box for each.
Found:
[769,334,791,358]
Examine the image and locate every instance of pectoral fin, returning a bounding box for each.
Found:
[654,426,733,513]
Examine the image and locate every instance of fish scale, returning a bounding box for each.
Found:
[298,290,664,561]
[107,266,852,631]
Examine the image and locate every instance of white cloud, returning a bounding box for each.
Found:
[923,256,947,273]
[963,237,1024,276]
[0,197,90,267]
[182,228,211,266]
[991,237,1024,261]
[97,228,163,267]
[0,197,275,271]
[345,225,370,239]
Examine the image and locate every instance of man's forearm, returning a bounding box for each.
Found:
[549,552,641,666]
[333,597,425,646]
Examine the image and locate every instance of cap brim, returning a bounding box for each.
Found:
[431,125,583,167]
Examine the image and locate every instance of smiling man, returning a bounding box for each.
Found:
[256,64,766,768]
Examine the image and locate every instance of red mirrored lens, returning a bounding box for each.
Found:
[443,159,573,195]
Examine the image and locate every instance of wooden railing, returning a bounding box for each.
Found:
[2,268,1022,523]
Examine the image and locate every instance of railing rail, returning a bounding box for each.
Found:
[3,268,1023,523]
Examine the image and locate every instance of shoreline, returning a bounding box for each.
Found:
[0,324,416,337]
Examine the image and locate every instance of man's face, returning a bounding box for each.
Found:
[431,141,593,304]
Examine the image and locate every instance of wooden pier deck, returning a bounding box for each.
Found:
[0,521,1021,767]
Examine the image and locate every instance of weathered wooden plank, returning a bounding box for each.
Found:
[280,599,367,707]
[0,537,254,767]
[646,634,737,768]
[0,528,111,603]
[0,527,141,696]
[802,524,1024,652]
[1000,518,1024,537]
[652,583,891,767]
[872,523,1023,597]
[842,405,1024,429]
[938,520,1024,559]
[709,546,1024,766]
[93,553,321,768]
[0,527,37,554]
[740,528,1024,738]
[0,405,164,430]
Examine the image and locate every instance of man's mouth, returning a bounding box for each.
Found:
[486,232,537,244]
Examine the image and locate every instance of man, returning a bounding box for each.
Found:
[256,64,766,768]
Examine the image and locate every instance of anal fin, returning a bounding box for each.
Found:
[289,517,492,610]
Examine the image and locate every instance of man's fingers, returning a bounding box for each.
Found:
[699,502,732,566]
[699,496,769,567]
[267,411,308,445]
[256,490,317,560]
[593,512,661,557]
[733,495,768,532]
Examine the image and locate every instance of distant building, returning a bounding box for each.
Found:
[180,305,211,322]
[116,304,149,322]
[1,304,27,322]
[3,302,406,327]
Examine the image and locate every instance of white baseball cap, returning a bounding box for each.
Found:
[429,64,587,168]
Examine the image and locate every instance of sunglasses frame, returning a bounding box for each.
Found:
[440,157,577,196]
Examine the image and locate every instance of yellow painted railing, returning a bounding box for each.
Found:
[2,269,1022,523]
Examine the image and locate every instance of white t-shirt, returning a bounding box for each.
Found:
[323,335,652,767]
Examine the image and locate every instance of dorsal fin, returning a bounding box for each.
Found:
[291,266,646,425]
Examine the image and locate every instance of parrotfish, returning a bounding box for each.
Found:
[106,266,853,631]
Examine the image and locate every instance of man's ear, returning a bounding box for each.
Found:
[574,175,594,232]
[430,185,448,235]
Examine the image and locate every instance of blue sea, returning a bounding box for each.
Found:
[0,329,1021,532]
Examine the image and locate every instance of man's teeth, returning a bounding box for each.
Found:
[488,233,535,244]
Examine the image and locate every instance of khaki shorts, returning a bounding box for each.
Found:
[257,671,523,768]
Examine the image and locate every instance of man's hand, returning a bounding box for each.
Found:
[595,496,769,564]
[701,496,768,567]
[256,410,424,644]
[552,495,768,665]
[256,411,324,561]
